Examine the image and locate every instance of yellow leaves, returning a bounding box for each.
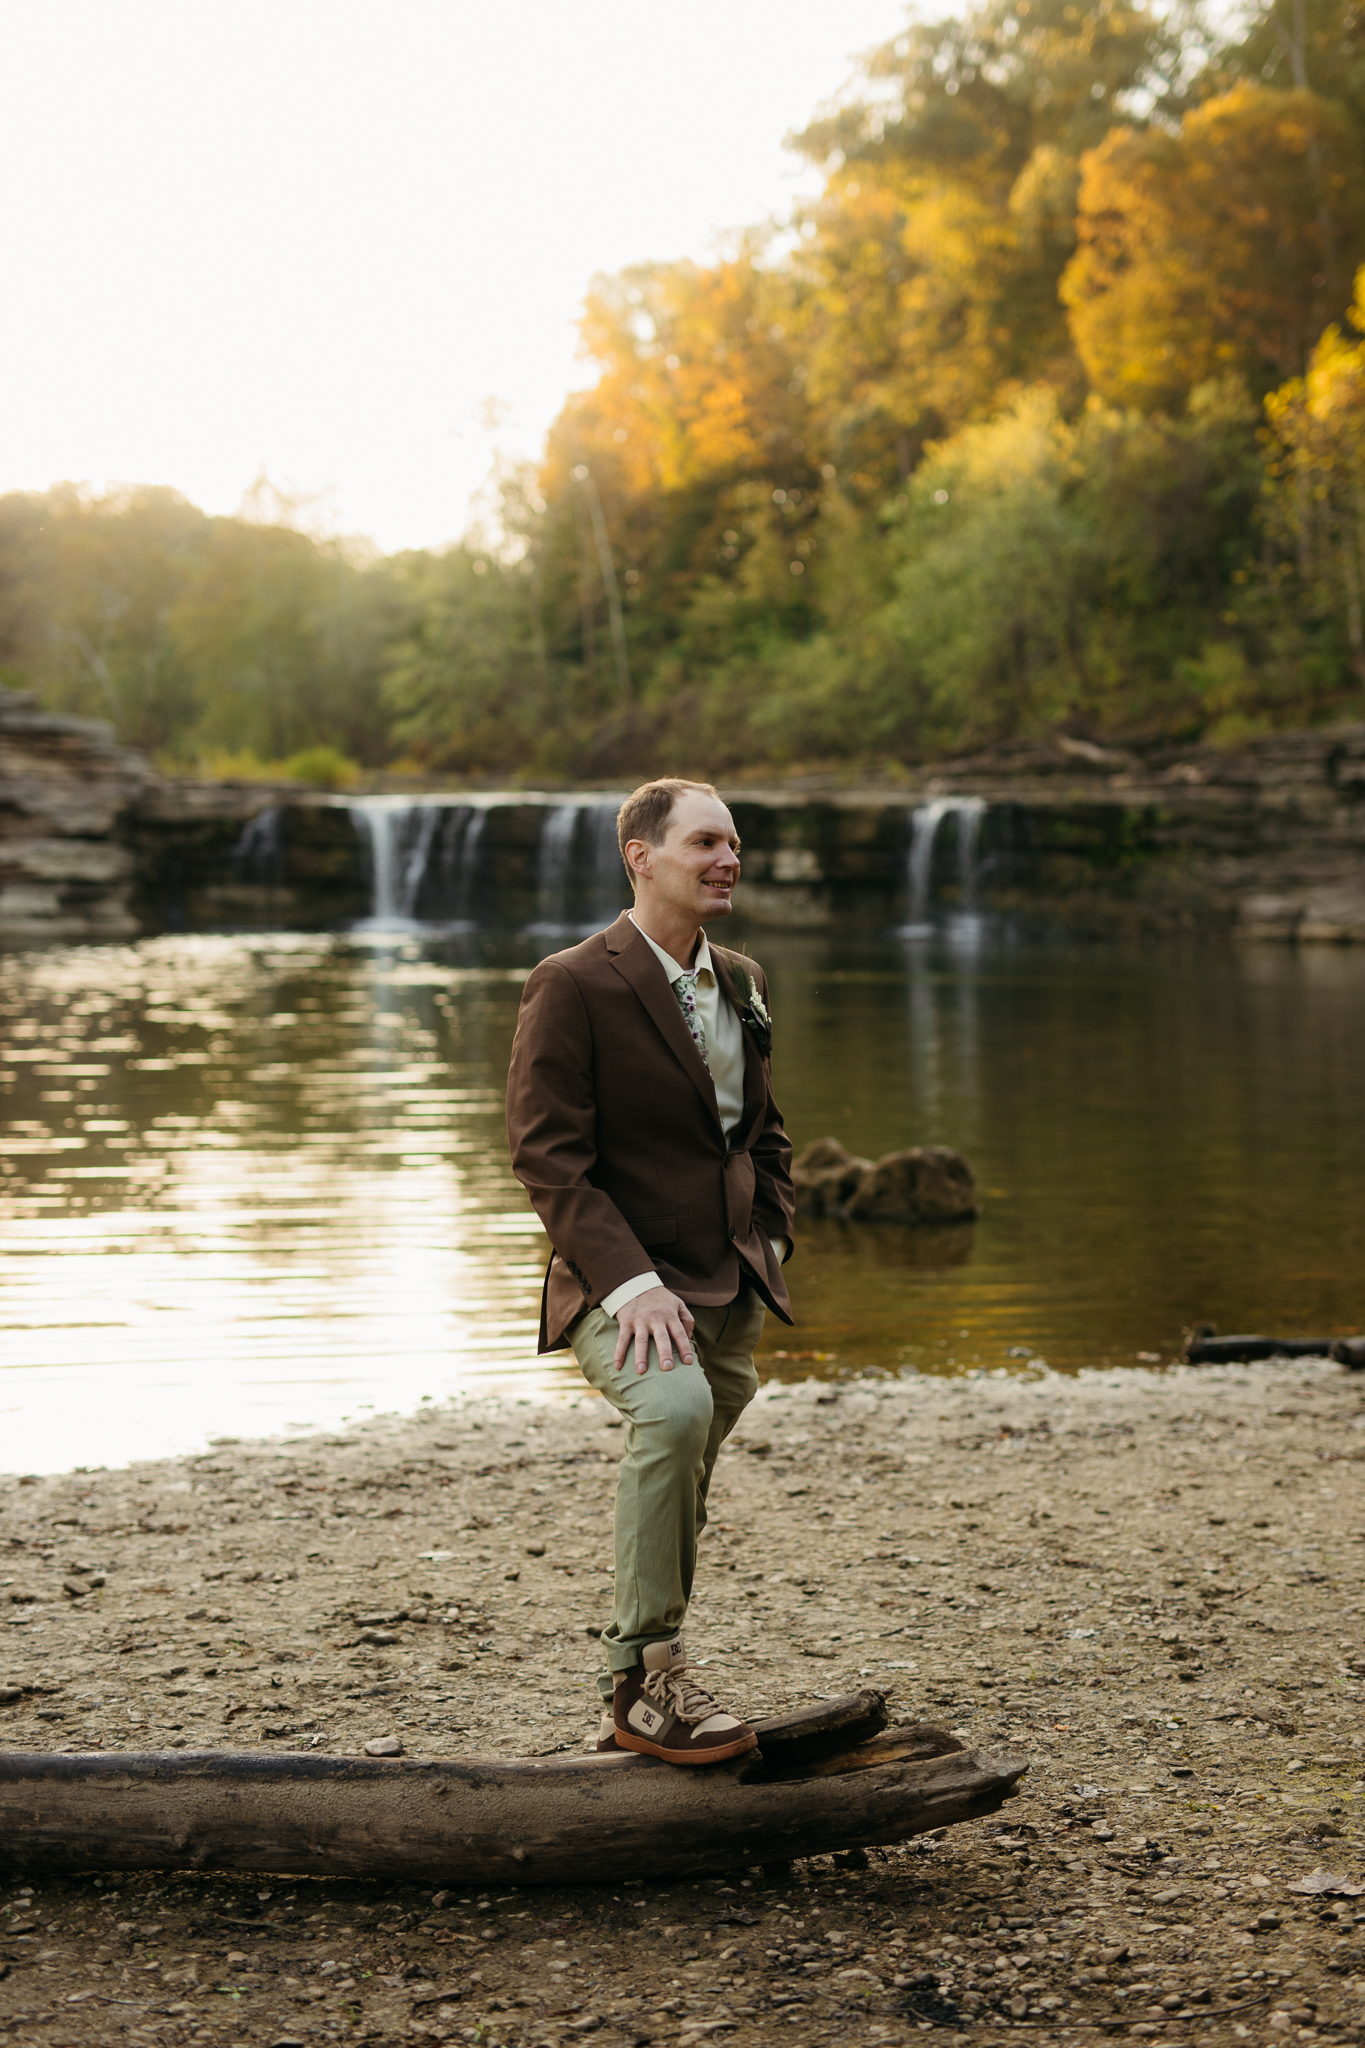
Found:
[1009,144,1080,251]
[1063,85,1365,409]
[546,255,801,500]
[908,387,1075,522]
[1261,266,1365,673]
[793,165,1035,494]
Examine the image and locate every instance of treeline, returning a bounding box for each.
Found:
[5,0,1365,781]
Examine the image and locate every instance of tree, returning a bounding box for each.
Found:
[381,544,550,776]
[0,483,399,766]
[1215,0,1365,145]
[782,0,1203,491]
[792,169,1031,497]
[171,516,379,764]
[1062,84,1365,409]
[861,381,1262,750]
[1262,266,1365,686]
[793,0,1196,201]
[0,484,207,753]
[532,251,817,704]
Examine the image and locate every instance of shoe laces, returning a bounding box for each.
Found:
[641,1661,721,1726]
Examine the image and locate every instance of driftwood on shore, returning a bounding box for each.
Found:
[0,1692,1027,1886]
[1185,1333,1365,1368]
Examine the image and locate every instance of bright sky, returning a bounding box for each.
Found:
[1,1,907,554]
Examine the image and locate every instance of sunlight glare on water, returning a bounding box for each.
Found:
[0,933,556,1471]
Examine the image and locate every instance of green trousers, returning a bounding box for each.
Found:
[569,1287,764,1701]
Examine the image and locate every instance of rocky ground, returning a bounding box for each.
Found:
[3,1355,1365,2048]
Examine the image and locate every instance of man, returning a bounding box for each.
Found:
[505,778,795,1765]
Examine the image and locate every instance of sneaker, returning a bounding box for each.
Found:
[596,1709,621,1753]
[612,1635,757,1766]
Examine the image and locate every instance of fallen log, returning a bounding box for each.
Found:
[1185,1334,1365,1367]
[750,1685,889,1766]
[0,1694,1027,1886]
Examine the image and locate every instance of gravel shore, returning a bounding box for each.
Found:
[3,1354,1365,2047]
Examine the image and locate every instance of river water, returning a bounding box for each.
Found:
[2,923,1362,1471]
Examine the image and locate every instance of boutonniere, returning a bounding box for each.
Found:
[731,963,773,1057]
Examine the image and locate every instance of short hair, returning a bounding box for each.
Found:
[616,778,721,866]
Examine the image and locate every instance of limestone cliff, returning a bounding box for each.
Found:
[4,687,1365,942]
[0,686,152,939]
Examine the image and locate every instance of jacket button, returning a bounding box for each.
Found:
[729,1227,737,1239]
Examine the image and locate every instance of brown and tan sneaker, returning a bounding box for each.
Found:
[612,1635,757,1766]
[596,1710,621,1753]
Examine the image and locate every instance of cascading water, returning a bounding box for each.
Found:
[347,794,622,931]
[591,805,626,925]
[901,796,988,932]
[955,797,986,914]
[349,799,405,923]
[527,801,627,936]
[529,803,582,934]
[449,807,485,923]
[233,805,285,884]
[348,798,487,928]
[397,805,442,918]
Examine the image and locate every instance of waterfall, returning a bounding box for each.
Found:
[530,803,582,933]
[956,797,986,913]
[349,799,404,923]
[526,801,625,935]
[347,794,620,931]
[902,796,988,931]
[451,807,485,923]
[233,805,285,884]
[590,805,626,924]
[348,798,487,927]
[397,805,442,918]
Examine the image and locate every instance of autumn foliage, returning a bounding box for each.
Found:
[1063,85,1365,410]
[5,0,1365,777]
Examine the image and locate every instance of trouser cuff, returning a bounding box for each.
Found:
[602,1628,682,1674]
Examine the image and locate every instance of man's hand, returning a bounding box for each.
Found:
[612,1285,696,1375]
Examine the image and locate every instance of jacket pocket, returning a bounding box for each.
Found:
[629,1213,677,1246]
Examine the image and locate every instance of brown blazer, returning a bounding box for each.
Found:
[506,910,796,1351]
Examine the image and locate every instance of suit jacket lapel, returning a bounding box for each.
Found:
[607,916,721,1125]
[711,948,764,1154]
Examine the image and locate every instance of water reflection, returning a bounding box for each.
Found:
[2,925,1363,1473]
[0,933,555,1472]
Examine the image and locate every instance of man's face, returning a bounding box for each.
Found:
[632,792,741,923]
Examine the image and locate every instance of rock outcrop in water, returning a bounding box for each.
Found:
[792,1137,978,1223]
[0,685,151,939]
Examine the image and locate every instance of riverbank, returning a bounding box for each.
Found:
[3,1355,1364,2046]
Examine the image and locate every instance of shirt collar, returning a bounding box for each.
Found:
[629,912,714,985]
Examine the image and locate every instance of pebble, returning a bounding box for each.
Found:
[3,1355,1363,2045]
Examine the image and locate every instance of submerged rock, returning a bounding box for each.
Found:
[845,1145,977,1223]
[791,1137,977,1223]
[790,1137,873,1216]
